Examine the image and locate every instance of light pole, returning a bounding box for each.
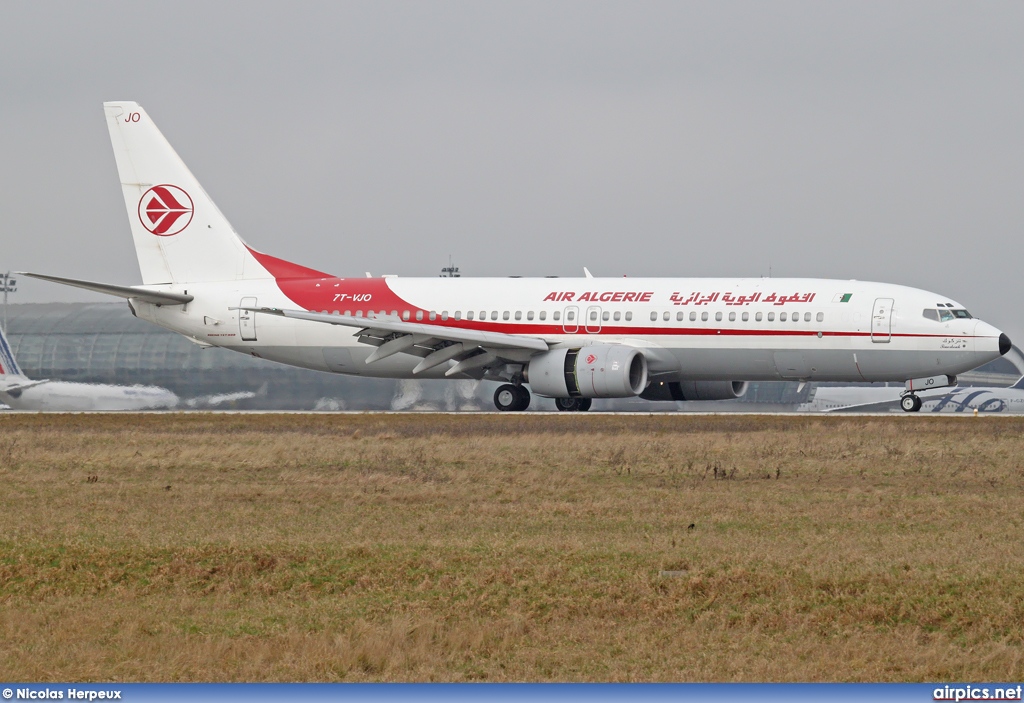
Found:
[1,271,16,334]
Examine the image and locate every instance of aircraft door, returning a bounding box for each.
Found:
[562,306,579,333]
[585,306,602,333]
[871,297,893,343]
[239,296,257,341]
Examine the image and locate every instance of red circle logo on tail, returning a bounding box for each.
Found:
[138,184,194,236]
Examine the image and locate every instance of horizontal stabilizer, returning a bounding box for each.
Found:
[19,273,193,306]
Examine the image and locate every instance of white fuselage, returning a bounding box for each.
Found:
[131,275,1005,385]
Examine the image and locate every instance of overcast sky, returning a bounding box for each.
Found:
[3,1,1024,342]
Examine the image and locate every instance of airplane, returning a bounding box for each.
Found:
[0,321,179,411]
[21,101,1012,413]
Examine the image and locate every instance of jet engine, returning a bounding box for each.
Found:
[526,346,648,398]
[639,380,748,402]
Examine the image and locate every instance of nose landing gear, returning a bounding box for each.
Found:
[900,394,923,413]
[494,384,531,412]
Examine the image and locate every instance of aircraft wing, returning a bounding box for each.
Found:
[239,307,550,377]
[19,273,194,306]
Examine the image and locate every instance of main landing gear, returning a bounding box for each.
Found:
[900,394,923,413]
[554,397,592,412]
[494,384,531,412]
[492,385,594,412]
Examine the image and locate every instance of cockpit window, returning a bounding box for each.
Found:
[923,308,972,322]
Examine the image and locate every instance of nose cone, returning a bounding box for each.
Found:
[1000,333,1012,356]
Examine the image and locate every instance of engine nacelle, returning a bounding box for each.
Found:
[527,345,649,398]
[639,380,749,402]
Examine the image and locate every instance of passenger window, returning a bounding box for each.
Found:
[676,312,684,321]
[490,311,498,321]
[755,312,762,321]
[729,312,736,322]
[625,312,632,321]
[689,312,697,321]
[503,311,510,320]
[554,311,561,321]
[741,312,749,322]
[650,311,658,321]
[454,311,462,320]
[527,311,534,321]
[567,311,575,321]
[715,312,723,322]
[613,311,621,321]
[602,311,610,321]
[540,311,547,321]
[804,312,811,322]
[780,312,787,322]
[816,312,824,322]
[701,312,709,322]
[590,310,598,321]
[767,312,775,321]
[479,311,486,320]
[515,311,522,320]
[391,310,398,317]
[356,310,364,318]
[441,311,449,321]
[415,311,423,321]
[402,310,410,321]
[467,311,474,321]
[661,311,669,321]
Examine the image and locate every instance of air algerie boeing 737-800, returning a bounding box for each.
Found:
[22,101,1012,412]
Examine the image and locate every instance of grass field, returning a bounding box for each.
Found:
[1,413,1022,681]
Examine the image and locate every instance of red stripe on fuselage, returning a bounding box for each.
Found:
[255,268,985,342]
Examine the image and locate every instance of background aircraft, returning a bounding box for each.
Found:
[0,322,179,411]
[799,347,1024,413]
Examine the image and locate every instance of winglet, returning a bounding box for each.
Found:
[583,267,594,279]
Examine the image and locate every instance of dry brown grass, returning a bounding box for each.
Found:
[0,413,1023,681]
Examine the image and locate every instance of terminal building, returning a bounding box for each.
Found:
[4,302,1019,411]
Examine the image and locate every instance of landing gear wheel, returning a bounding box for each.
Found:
[554,397,592,412]
[495,384,530,412]
[514,385,531,412]
[901,394,922,413]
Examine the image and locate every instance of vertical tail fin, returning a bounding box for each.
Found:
[104,101,266,285]
[0,324,24,377]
